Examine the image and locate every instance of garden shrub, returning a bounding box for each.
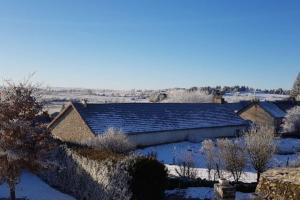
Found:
[128,156,168,200]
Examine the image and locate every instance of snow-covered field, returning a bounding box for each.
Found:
[41,88,289,114]
[137,138,300,183]
[41,88,152,114]
[166,187,253,200]
[0,172,75,200]
[224,92,288,103]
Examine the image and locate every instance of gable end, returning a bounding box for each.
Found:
[49,103,95,143]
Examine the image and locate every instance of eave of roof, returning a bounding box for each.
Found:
[126,124,248,136]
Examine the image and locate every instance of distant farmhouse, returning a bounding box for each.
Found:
[48,101,248,146]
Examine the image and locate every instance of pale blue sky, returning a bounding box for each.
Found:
[0,0,299,89]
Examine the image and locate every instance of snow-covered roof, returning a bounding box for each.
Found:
[237,101,287,118]
[224,101,252,113]
[274,100,300,113]
[259,102,286,118]
[72,103,248,135]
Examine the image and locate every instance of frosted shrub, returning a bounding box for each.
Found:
[149,92,167,103]
[201,139,224,180]
[244,126,276,182]
[201,139,215,180]
[174,151,197,179]
[217,139,246,183]
[85,128,136,154]
[282,106,300,133]
[164,90,213,103]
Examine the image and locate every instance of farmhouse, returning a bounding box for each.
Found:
[48,101,249,146]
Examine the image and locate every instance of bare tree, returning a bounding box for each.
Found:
[244,126,276,182]
[201,139,224,180]
[84,128,136,154]
[282,106,300,133]
[0,157,21,199]
[201,139,215,180]
[0,79,53,200]
[174,151,197,179]
[217,139,246,183]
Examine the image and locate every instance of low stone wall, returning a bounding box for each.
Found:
[255,167,300,200]
[40,146,132,200]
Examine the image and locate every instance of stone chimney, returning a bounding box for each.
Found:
[213,91,225,104]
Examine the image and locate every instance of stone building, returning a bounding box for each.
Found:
[237,100,300,133]
[237,101,286,133]
[48,102,248,146]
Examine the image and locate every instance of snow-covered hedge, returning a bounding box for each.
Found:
[40,146,167,200]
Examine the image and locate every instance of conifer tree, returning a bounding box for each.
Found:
[291,72,300,98]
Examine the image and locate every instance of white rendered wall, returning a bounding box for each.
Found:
[128,125,246,147]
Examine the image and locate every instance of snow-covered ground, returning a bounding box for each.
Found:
[224,92,288,103]
[0,172,75,200]
[41,88,152,114]
[166,187,253,200]
[136,138,300,183]
[41,88,289,114]
[275,138,300,154]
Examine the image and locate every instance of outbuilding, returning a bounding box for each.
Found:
[48,101,249,146]
[237,101,286,133]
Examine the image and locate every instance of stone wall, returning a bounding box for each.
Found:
[255,167,300,200]
[40,146,132,200]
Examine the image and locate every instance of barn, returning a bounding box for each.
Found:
[48,101,249,146]
[237,101,292,133]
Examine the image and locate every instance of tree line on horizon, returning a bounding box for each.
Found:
[187,85,290,95]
